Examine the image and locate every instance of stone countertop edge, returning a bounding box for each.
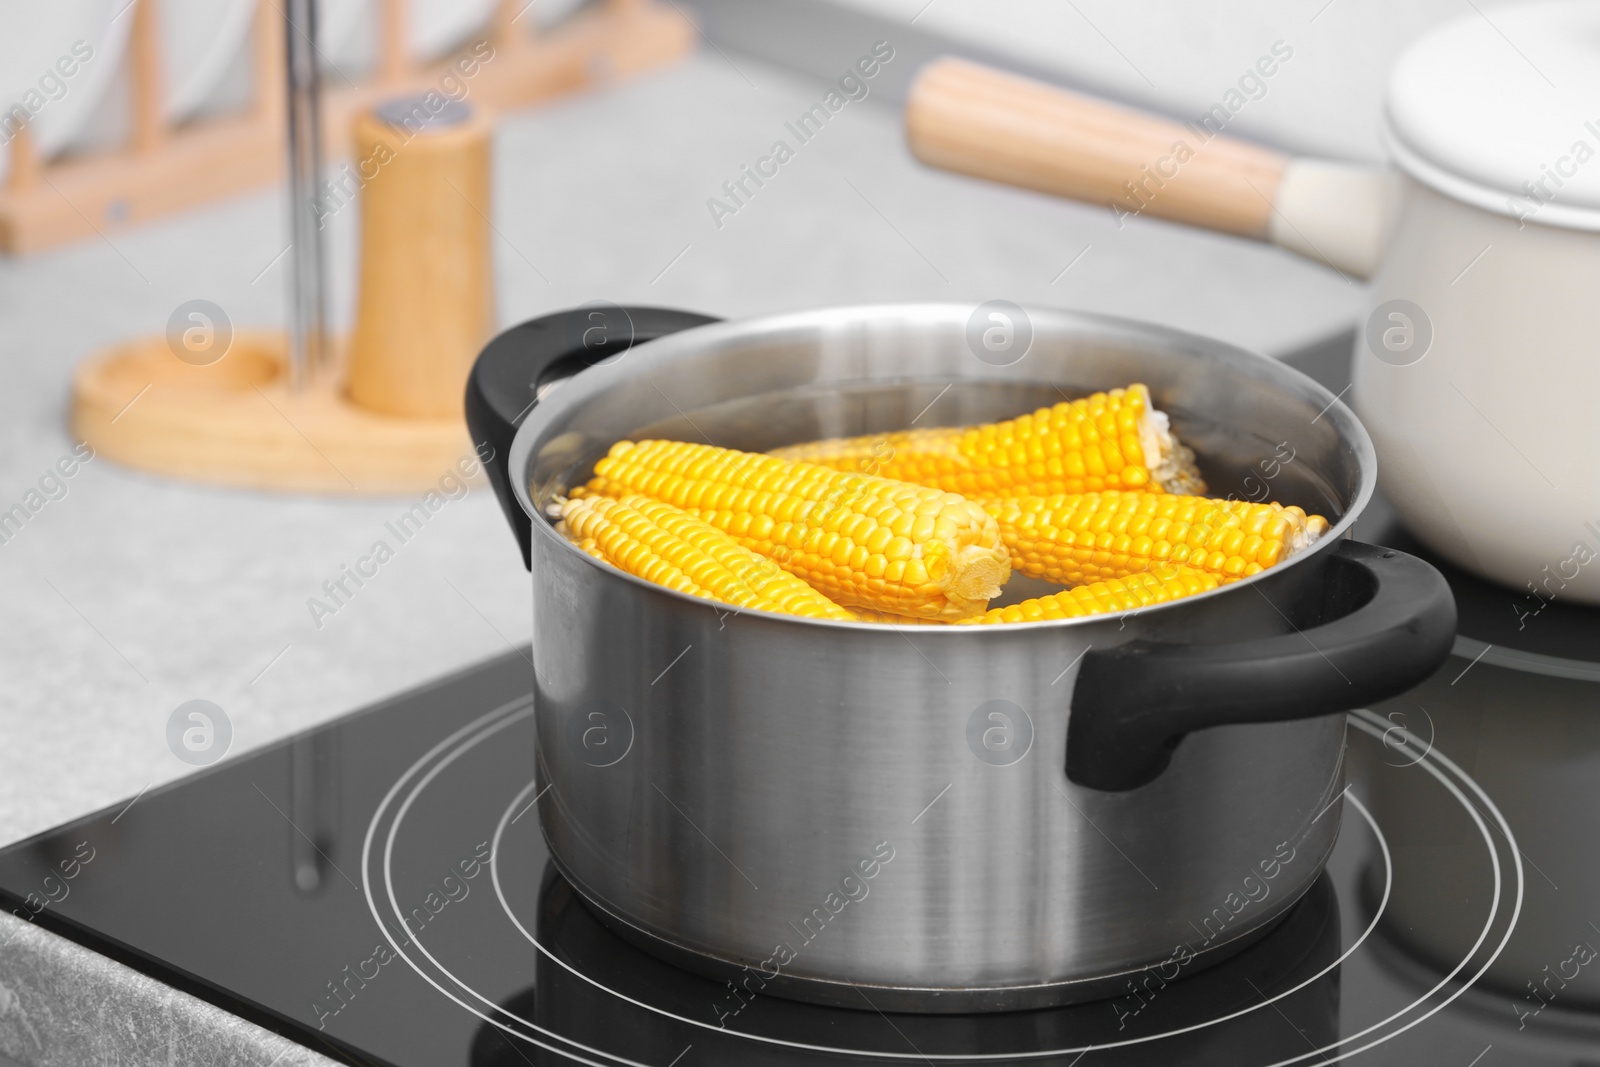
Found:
[0,911,343,1067]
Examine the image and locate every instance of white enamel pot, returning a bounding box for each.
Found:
[904,1,1600,604]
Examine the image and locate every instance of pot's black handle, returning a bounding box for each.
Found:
[1066,540,1456,792]
[465,305,720,568]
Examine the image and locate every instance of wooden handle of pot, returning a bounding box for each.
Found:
[345,98,495,420]
[905,57,1288,240]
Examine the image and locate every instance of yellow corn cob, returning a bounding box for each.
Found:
[581,440,1010,620]
[770,384,1205,497]
[561,495,855,620]
[988,491,1330,585]
[958,566,1221,624]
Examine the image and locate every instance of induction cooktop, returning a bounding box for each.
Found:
[3,517,1599,1066]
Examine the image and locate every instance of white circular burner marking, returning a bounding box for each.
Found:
[359,698,652,1067]
[486,778,1390,1060]
[363,706,1522,1066]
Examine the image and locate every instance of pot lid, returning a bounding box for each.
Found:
[1383,0,1600,230]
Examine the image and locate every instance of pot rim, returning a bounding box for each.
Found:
[1383,121,1600,232]
[509,302,1377,631]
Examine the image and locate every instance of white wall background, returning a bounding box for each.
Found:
[831,0,1543,162]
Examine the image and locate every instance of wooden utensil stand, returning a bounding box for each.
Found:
[65,0,692,495]
[72,334,480,493]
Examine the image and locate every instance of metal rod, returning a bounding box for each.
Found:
[284,0,327,391]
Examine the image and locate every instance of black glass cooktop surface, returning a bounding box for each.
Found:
[3,533,1599,1066]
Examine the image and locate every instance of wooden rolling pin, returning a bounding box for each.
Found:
[346,96,495,419]
[904,57,1392,276]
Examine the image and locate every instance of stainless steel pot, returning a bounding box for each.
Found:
[465,303,1455,1011]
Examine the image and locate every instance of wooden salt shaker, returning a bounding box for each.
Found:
[345,96,495,419]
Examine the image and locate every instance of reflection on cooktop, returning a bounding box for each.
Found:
[470,867,1341,1066]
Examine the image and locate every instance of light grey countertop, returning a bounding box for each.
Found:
[0,49,1357,849]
